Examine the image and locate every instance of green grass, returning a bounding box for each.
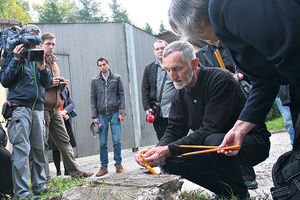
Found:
[40,176,91,199]
[266,117,284,131]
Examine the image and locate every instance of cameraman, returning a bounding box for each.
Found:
[0,25,54,199]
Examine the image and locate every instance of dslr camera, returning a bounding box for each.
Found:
[5,26,43,61]
[58,77,66,90]
[146,101,161,123]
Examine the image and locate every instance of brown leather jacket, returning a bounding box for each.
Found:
[44,55,64,111]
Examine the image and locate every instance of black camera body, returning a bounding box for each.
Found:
[28,49,44,61]
[58,78,66,90]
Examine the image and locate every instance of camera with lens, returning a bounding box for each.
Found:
[239,80,252,98]
[58,77,66,90]
[5,26,43,61]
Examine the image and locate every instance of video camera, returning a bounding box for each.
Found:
[5,26,43,61]
[146,101,161,123]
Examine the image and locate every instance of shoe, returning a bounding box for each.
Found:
[116,164,125,173]
[34,188,59,195]
[96,167,108,177]
[82,171,94,177]
[244,179,258,190]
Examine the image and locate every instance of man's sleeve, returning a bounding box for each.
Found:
[39,67,53,87]
[90,80,98,118]
[118,76,126,114]
[0,58,20,88]
[141,65,151,111]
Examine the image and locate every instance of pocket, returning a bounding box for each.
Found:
[7,117,24,144]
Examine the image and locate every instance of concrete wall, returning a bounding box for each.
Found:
[36,23,159,157]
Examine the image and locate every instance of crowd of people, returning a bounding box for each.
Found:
[1,0,300,199]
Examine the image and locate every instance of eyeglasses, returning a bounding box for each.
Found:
[154,47,165,51]
[44,43,56,47]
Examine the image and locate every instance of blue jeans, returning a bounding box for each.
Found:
[276,97,295,145]
[98,112,122,167]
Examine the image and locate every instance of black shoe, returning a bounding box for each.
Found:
[244,179,258,190]
[33,188,59,195]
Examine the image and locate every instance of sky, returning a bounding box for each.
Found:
[28,0,172,34]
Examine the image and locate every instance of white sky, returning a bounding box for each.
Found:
[28,0,172,34]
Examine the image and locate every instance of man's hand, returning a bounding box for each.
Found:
[135,146,171,167]
[60,110,69,120]
[218,120,255,156]
[119,113,125,122]
[93,118,99,124]
[146,108,153,115]
[13,44,24,61]
[232,72,244,82]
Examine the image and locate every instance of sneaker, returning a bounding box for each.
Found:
[244,179,258,190]
[82,171,94,177]
[96,167,108,177]
[34,188,59,195]
[115,164,125,173]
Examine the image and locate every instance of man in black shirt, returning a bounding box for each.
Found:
[135,41,270,199]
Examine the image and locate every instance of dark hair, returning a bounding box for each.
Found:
[97,57,109,65]
[41,32,55,43]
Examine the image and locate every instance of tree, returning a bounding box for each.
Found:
[33,0,78,23]
[0,0,31,24]
[109,0,131,24]
[159,21,167,33]
[76,0,107,22]
[144,23,153,35]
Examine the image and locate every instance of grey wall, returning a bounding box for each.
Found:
[36,23,159,157]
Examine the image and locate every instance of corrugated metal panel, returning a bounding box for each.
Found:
[36,23,160,157]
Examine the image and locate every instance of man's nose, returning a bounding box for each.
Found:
[168,70,176,81]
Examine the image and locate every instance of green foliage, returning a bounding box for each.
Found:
[266,117,285,131]
[159,21,167,33]
[33,0,78,23]
[265,101,281,121]
[144,23,153,34]
[76,0,107,22]
[0,0,31,24]
[109,0,131,24]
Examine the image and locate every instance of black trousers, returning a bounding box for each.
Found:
[289,85,300,150]
[163,131,270,199]
[0,144,13,197]
[153,117,168,140]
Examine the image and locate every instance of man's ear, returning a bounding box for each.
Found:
[192,58,199,69]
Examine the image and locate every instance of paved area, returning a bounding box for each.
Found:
[49,131,292,198]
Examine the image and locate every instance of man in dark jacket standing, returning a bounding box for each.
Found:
[91,57,126,176]
[142,40,176,140]
[135,41,270,199]
[0,25,54,200]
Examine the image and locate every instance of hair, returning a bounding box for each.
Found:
[41,32,55,43]
[153,39,168,49]
[168,0,210,42]
[163,41,195,67]
[97,57,109,65]
[23,24,41,35]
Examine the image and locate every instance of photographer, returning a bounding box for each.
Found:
[0,25,54,199]
[142,40,176,140]
[0,123,13,199]
[41,32,93,180]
